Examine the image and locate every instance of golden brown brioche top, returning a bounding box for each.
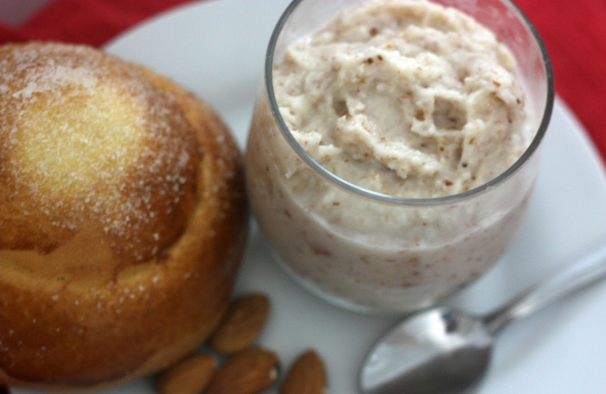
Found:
[0,42,200,265]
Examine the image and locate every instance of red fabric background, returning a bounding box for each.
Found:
[0,0,605,166]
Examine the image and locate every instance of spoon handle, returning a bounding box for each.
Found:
[483,238,606,335]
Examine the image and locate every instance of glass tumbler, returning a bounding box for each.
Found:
[245,0,554,313]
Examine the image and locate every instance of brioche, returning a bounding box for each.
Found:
[0,42,247,390]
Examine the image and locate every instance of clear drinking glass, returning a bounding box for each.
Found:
[246,0,554,313]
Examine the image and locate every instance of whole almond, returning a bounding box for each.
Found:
[206,347,279,394]
[156,354,216,394]
[209,293,270,354]
[281,350,327,394]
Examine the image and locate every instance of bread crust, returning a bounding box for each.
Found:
[0,43,247,390]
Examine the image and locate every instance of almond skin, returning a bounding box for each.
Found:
[281,350,327,394]
[206,347,279,394]
[156,354,216,394]
[209,293,270,354]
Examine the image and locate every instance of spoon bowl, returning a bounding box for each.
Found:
[360,307,493,394]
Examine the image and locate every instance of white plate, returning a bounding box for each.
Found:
[14,0,606,393]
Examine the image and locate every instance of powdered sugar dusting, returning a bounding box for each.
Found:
[0,43,199,261]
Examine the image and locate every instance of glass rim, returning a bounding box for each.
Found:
[264,0,555,207]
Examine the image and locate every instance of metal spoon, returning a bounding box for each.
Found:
[359,239,606,394]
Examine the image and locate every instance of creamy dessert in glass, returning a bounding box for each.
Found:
[246,0,554,312]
